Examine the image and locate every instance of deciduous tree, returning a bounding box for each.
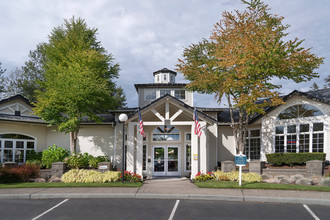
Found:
[34,17,126,153]
[177,0,323,153]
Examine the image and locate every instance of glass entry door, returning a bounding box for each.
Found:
[152,146,180,176]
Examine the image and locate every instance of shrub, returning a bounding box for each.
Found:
[66,153,92,168]
[61,169,121,183]
[0,164,40,183]
[213,171,263,183]
[193,172,215,182]
[266,153,326,166]
[89,156,110,168]
[26,150,43,161]
[120,171,142,182]
[42,145,70,168]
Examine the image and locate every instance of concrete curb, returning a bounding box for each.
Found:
[1,193,329,206]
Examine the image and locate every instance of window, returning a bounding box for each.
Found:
[160,90,171,97]
[144,89,157,101]
[170,75,175,82]
[175,90,185,100]
[274,123,324,153]
[245,130,261,160]
[143,134,148,171]
[0,133,36,163]
[164,74,167,81]
[277,104,323,120]
[185,132,191,171]
[153,126,180,141]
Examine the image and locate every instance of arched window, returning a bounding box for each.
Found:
[153,126,180,141]
[277,104,323,120]
[0,133,36,163]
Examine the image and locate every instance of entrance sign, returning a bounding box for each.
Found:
[235,152,247,186]
[193,154,198,160]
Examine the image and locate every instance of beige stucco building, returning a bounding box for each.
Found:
[0,68,329,179]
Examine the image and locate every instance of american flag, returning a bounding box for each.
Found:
[138,108,146,138]
[194,108,202,137]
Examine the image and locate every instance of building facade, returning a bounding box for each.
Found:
[0,68,329,179]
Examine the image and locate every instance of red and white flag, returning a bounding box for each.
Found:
[194,108,202,137]
[138,108,146,138]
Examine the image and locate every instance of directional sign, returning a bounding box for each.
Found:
[235,155,247,166]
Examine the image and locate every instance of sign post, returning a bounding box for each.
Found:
[235,152,247,186]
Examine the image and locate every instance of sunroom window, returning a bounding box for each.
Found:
[0,133,36,163]
[274,104,325,153]
[153,126,180,141]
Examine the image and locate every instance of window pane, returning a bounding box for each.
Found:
[160,90,171,97]
[144,89,156,101]
[4,141,13,149]
[275,136,284,153]
[16,141,24,149]
[0,134,34,140]
[277,104,323,120]
[186,144,191,170]
[143,145,147,171]
[287,125,296,134]
[275,126,284,134]
[186,133,191,141]
[313,123,323,132]
[299,134,309,152]
[3,150,13,162]
[174,90,185,99]
[300,124,309,132]
[27,142,35,149]
[250,130,260,137]
[15,149,24,163]
[313,133,324,152]
[287,135,297,153]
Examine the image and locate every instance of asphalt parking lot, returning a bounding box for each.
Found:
[0,198,328,220]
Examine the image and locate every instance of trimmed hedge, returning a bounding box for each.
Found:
[266,153,326,166]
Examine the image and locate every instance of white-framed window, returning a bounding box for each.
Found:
[174,90,186,100]
[0,133,36,163]
[142,133,148,171]
[170,74,175,83]
[160,89,171,97]
[244,129,261,160]
[184,132,191,171]
[163,74,167,81]
[274,104,325,153]
[152,126,180,141]
[144,89,157,101]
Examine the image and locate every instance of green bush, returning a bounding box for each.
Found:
[213,171,263,183]
[266,153,326,166]
[61,169,120,183]
[42,145,70,168]
[26,150,43,161]
[89,156,110,168]
[66,153,92,168]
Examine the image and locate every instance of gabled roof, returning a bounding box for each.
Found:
[249,88,330,124]
[0,94,32,107]
[127,93,217,123]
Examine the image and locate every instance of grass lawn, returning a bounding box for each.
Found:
[0,182,142,188]
[195,180,330,192]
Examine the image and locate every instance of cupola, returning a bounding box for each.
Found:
[153,68,177,83]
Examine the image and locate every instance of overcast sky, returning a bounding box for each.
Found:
[0,0,329,108]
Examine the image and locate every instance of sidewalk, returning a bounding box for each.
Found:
[1,178,330,206]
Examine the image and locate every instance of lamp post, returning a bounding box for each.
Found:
[119,113,128,183]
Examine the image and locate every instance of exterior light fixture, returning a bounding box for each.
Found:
[119,113,128,183]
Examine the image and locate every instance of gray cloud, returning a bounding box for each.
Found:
[0,0,328,107]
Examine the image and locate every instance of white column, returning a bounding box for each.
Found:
[200,122,208,173]
[191,125,199,179]
[126,122,135,172]
[136,125,143,180]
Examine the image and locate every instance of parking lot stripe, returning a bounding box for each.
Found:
[168,200,180,220]
[303,204,320,220]
[31,199,69,220]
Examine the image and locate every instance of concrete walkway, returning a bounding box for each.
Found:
[1,178,330,206]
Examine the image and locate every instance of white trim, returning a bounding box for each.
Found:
[151,109,165,122]
[170,109,183,121]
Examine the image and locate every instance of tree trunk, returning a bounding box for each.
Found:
[69,131,78,154]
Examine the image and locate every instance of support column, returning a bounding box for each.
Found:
[191,124,199,179]
[136,125,143,180]
[126,122,135,173]
[200,122,208,173]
